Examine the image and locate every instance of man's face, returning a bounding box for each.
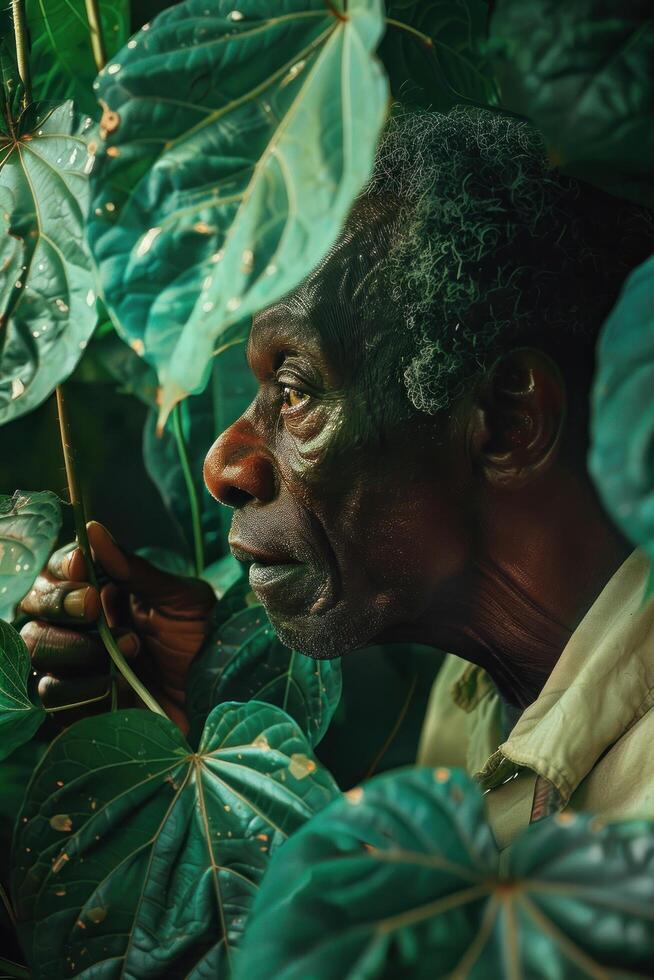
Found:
[203,221,474,657]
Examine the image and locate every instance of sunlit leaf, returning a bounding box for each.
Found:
[0,102,98,425]
[13,700,339,978]
[590,254,654,573]
[0,490,61,620]
[187,605,342,750]
[0,620,45,763]
[26,0,130,116]
[237,767,654,978]
[380,0,498,110]
[87,0,388,423]
[489,0,654,205]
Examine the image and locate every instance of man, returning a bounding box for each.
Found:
[22,109,654,848]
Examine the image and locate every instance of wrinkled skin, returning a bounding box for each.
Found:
[23,206,630,724]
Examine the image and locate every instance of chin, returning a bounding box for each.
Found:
[262,598,387,660]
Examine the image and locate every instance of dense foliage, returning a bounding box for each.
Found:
[0,0,652,977]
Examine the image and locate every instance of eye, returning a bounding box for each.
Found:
[281,385,310,411]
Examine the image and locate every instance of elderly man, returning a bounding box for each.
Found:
[21,109,654,849]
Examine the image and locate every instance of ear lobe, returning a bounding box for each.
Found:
[470,349,566,489]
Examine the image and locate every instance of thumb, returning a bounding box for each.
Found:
[86,522,215,614]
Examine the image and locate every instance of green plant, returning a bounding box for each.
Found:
[0,0,652,977]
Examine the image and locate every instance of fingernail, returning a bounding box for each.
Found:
[117,633,139,657]
[63,587,89,618]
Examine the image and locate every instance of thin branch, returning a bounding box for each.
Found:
[172,403,205,577]
[11,0,31,109]
[55,385,166,717]
[84,0,107,73]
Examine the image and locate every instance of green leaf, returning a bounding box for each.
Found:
[0,102,97,425]
[236,766,654,978]
[590,254,654,570]
[187,605,342,750]
[380,0,499,111]
[85,328,159,405]
[0,34,25,133]
[0,740,46,883]
[0,490,61,621]
[87,0,389,422]
[26,0,130,116]
[13,700,339,978]
[0,620,45,763]
[489,0,654,206]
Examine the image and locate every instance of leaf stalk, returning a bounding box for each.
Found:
[55,385,166,717]
[84,0,107,73]
[10,0,31,108]
[171,403,205,577]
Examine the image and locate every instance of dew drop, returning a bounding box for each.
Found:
[265,264,277,276]
[202,275,213,291]
[130,339,145,356]
[226,296,241,313]
[210,249,224,264]
[241,248,253,273]
[136,226,162,257]
[281,60,306,87]
[202,301,214,313]
[68,148,78,166]
[14,280,22,288]
[79,340,88,350]
[55,298,69,312]
[105,201,116,213]
[86,289,95,307]
[93,80,99,90]
[229,9,244,20]
[11,378,24,400]
[127,38,137,49]
[142,21,150,30]
[107,64,121,75]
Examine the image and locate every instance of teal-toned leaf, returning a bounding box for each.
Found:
[380,0,499,111]
[13,700,339,978]
[0,491,61,620]
[85,328,159,405]
[87,0,389,422]
[0,740,46,883]
[0,620,45,763]
[237,766,654,978]
[187,605,342,750]
[0,102,98,425]
[590,253,654,570]
[489,0,654,205]
[0,34,24,133]
[26,0,130,116]
[202,553,247,600]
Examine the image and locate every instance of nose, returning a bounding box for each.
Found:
[203,417,277,508]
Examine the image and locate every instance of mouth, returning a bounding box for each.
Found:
[229,539,325,613]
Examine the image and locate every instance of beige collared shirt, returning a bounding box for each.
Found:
[417,551,654,849]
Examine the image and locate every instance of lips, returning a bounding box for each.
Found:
[229,539,322,613]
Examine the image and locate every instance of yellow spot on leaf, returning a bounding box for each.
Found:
[345,787,364,805]
[434,767,450,783]
[50,814,73,833]
[289,754,316,780]
[87,906,108,925]
[252,735,270,751]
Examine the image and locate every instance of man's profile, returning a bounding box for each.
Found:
[22,108,654,848]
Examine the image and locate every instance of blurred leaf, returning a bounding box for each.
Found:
[380,0,498,110]
[87,0,388,423]
[489,0,654,205]
[83,329,159,405]
[0,490,61,620]
[590,254,654,571]
[202,553,246,599]
[0,33,24,132]
[237,766,654,978]
[187,605,342,750]
[26,0,130,116]
[0,102,97,425]
[135,544,193,576]
[0,620,45,763]
[13,700,339,979]
[0,739,46,884]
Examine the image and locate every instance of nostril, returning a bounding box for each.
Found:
[223,486,253,509]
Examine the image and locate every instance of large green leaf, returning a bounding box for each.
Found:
[489,0,654,206]
[26,0,130,116]
[0,102,97,424]
[590,254,654,574]
[236,766,654,978]
[13,700,339,978]
[0,620,46,763]
[380,0,498,111]
[187,605,342,750]
[0,490,61,620]
[87,0,389,422]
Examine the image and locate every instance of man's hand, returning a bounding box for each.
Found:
[20,521,216,732]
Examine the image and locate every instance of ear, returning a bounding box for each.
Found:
[468,349,567,489]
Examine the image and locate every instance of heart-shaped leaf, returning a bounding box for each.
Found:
[87,0,388,422]
[13,700,339,978]
[489,0,654,206]
[0,102,98,424]
[0,620,46,763]
[380,0,499,111]
[590,254,654,573]
[0,490,61,621]
[187,605,342,750]
[26,0,130,116]
[236,766,654,978]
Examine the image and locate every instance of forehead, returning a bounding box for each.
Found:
[249,198,400,379]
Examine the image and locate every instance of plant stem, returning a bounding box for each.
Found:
[10,0,31,109]
[171,403,205,577]
[55,386,166,717]
[0,957,29,979]
[84,0,107,73]
[44,688,111,714]
[385,16,433,49]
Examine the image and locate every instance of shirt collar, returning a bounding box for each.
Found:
[475,550,654,803]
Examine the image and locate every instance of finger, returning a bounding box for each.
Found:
[47,542,88,583]
[100,581,131,629]
[37,673,111,710]
[21,620,139,675]
[20,572,101,623]
[88,521,215,615]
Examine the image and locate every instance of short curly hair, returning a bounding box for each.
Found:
[364,108,654,414]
